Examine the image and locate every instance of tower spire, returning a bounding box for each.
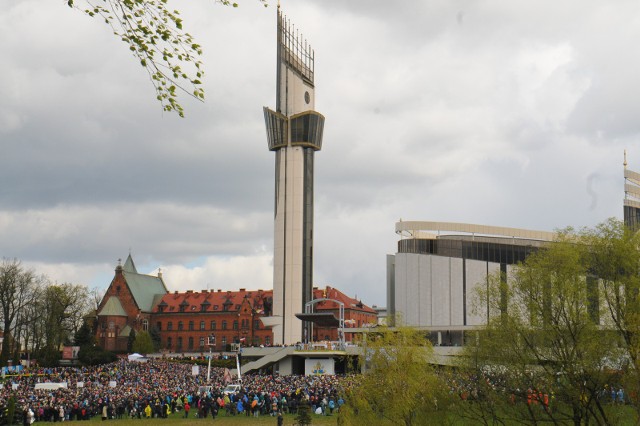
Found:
[263,8,325,345]
[624,149,628,169]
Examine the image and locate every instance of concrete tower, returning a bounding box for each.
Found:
[263,8,325,345]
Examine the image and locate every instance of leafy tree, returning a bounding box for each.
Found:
[74,320,96,347]
[127,329,136,353]
[67,0,266,117]
[78,345,117,365]
[33,346,62,367]
[0,259,41,365]
[295,399,311,426]
[582,218,640,412]
[149,325,161,351]
[462,227,626,426]
[37,283,91,353]
[339,324,452,426]
[5,396,16,425]
[132,330,154,354]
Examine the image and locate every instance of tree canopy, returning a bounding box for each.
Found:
[0,259,95,366]
[339,324,453,426]
[67,0,267,117]
[132,330,155,354]
[461,219,640,425]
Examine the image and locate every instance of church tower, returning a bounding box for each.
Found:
[263,7,325,345]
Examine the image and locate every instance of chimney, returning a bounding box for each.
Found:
[157,268,163,278]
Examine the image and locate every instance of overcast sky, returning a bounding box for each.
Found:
[1,0,638,307]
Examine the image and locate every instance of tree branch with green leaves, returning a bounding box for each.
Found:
[66,0,267,117]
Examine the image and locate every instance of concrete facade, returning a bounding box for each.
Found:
[263,8,325,345]
[388,221,553,346]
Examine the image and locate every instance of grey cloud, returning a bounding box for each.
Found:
[2,0,639,309]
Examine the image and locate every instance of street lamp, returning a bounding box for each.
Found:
[206,334,216,382]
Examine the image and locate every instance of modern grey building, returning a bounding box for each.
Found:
[387,221,555,345]
[624,151,640,230]
[263,7,325,345]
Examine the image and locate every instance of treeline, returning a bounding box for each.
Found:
[0,258,100,367]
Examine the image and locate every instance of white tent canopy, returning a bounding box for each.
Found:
[127,353,148,362]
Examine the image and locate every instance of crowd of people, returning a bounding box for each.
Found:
[0,359,353,423]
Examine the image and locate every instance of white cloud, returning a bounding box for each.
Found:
[160,253,273,293]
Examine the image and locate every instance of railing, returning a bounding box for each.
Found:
[294,341,345,351]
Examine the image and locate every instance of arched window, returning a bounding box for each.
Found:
[210,321,216,330]
[200,321,205,330]
[233,320,238,330]
[188,337,194,349]
[167,321,173,331]
[188,321,194,331]
[222,321,227,330]
[177,337,183,349]
[142,319,149,331]
[199,337,205,348]
[178,321,183,331]
[167,337,172,348]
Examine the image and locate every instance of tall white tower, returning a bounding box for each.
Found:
[263,8,325,345]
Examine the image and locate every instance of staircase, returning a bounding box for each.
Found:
[232,346,296,375]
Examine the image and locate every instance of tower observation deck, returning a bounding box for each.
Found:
[263,8,325,345]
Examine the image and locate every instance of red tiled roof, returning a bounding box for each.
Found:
[313,286,377,314]
[153,286,375,315]
[155,289,272,313]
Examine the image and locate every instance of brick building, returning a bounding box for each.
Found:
[96,255,168,351]
[153,288,273,352]
[96,255,377,353]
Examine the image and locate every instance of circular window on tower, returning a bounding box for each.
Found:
[304,91,310,104]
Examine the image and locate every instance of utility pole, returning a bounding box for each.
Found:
[206,334,215,382]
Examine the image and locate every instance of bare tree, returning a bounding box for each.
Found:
[0,259,43,363]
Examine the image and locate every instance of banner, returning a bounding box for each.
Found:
[1,365,23,374]
[304,358,335,376]
[62,346,80,360]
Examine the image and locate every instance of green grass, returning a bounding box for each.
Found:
[86,411,338,425]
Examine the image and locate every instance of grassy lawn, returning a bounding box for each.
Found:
[85,411,339,425]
